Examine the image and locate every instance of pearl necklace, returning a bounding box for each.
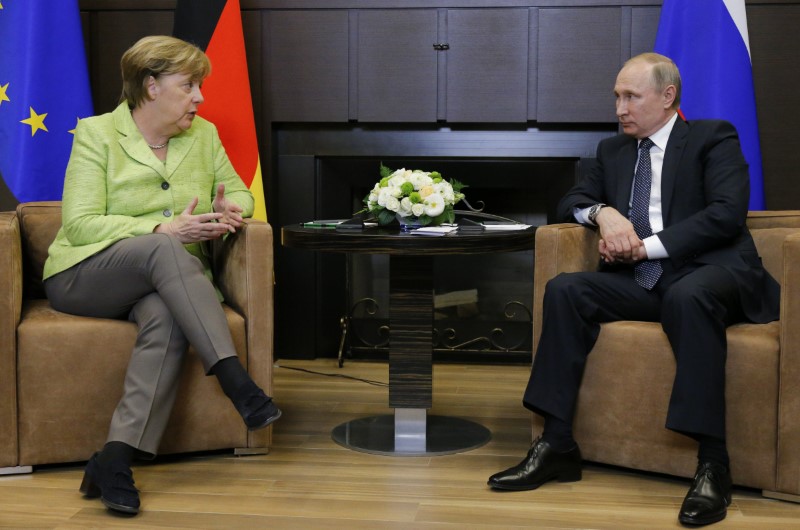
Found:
[148,141,168,150]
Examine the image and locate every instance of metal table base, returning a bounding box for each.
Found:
[331,407,491,456]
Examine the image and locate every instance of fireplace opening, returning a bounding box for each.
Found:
[306,156,578,363]
[273,125,610,361]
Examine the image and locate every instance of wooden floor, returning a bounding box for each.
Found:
[2,359,799,529]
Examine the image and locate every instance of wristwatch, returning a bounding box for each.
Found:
[587,203,606,224]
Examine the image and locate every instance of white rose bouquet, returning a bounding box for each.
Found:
[364,164,466,227]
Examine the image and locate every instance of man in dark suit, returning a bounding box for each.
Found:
[487,53,780,526]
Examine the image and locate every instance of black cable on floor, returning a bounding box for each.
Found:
[277,364,388,387]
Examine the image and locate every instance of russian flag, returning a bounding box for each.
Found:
[655,0,765,210]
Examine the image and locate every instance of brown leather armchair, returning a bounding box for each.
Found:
[531,211,800,502]
[0,202,275,474]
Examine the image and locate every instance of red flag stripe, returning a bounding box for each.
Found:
[198,0,258,188]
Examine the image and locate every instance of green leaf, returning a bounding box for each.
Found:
[379,163,394,179]
[377,208,396,226]
[442,205,455,224]
[449,178,468,193]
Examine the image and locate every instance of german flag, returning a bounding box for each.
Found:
[173,0,266,221]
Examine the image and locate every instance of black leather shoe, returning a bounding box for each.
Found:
[679,461,732,526]
[488,437,582,491]
[232,380,282,430]
[79,452,140,515]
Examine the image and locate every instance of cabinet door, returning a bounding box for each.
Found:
[267,10,349,122]
[445,9,529,123]
[356,10,438,122]
[631,7,661,58]
[537,8,621,123]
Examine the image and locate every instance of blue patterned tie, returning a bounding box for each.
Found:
[630,138,663,290]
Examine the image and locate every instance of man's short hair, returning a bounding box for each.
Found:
[626,52,682,110]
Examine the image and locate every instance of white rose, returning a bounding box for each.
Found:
[432,182,452,201]
[411,203,425,217]
[399,197,413,215]
[377,187,394,207]
[389,185,403,198]
[385,196,401,212]
[423,193,445,217]
[442,186,455,203]
[411,173,433,190]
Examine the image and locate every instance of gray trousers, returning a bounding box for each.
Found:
[44,234,237,456]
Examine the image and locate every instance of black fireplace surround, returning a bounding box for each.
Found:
[273,124,616,361]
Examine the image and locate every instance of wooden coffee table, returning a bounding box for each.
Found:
[282,223,535,455]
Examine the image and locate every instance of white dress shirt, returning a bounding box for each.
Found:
[576,112,678,259]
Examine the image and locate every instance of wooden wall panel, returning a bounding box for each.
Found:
[357,9,438,122]
[630,6,660,57]
[537,8,621,122]
[445,8,529,122]
[748,4,800,210]
[90,11,174,114]
[266,10,349,122]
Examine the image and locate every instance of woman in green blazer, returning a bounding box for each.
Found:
[43,36,281,516]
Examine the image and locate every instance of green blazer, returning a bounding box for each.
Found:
[44,102,254,281]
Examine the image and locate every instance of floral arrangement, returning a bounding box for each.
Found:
[364,164,466,227]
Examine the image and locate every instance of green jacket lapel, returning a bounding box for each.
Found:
[113,103,167,180]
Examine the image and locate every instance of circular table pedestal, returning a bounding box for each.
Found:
[331,415,491,456]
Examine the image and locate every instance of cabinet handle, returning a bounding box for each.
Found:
[432,43,450,51]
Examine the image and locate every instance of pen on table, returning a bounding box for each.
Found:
[302,220,343,228]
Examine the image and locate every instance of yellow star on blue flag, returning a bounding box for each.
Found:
[0,83,10,106]
[21,107,49,136]
[0,0,93,205]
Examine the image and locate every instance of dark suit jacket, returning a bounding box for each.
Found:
[558,118,780,324]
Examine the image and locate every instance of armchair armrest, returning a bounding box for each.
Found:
[212,218,275,449]
[777,231,800,495]
[0,211,22,467]
[532,223,599,346]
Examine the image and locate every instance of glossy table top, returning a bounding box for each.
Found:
[281,223,536,256]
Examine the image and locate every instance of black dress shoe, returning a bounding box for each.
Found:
[488,437,582,491]
[679,461,732,526]
[79,452,140,515]
[232,380,282,430]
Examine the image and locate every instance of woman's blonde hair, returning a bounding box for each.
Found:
[119,35,211,108]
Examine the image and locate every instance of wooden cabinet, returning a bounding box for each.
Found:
[445,9,529,123]
[356,10,438,122]
[536,8,622,123]
[268,8,533,124]
[266,10,349,122]
[356,8,530,123]
[265,5,661,125]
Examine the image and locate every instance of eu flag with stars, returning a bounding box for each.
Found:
[0,0,93,209]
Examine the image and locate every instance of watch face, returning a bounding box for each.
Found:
[589,204,603,222]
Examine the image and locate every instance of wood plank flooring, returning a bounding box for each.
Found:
[1,359,799,528]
